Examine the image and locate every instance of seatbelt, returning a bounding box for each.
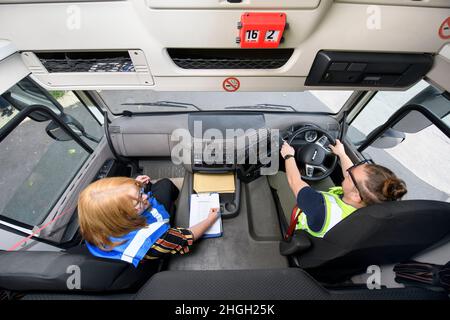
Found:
[284,205,302,241]
[7,206,75,251]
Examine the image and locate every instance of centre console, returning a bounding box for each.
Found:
[187,112,267,218]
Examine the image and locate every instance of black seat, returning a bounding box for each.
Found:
[21,268,449,300]
[280,200,450,283]
[0,244,161,293]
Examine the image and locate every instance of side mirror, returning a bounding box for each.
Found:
[2,93,51,122]
[46,113,99,143]
[370,128,405,149]
[394,86,450,133]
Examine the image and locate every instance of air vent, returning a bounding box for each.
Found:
[167,49,293,69]
[34,51,135,73]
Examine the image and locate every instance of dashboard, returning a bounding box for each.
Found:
[109,112,341,170]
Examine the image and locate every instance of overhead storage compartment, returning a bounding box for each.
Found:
[20,50,154,89]
[305,51,434,88]
[167,48,294,69]
[33,51,135,73]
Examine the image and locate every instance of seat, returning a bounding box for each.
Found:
[0,184,178,294]
[21,268,449,300]
[280,200,450,283]
[0,244,162,293]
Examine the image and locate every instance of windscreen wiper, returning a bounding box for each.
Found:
[121,100,201,111]
[224,104,295,112]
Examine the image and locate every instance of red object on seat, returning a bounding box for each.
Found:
[238,12,286,48]
[285,205,302,240]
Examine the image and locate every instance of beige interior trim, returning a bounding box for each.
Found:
[0,53,30,95]
[0,0,448,91]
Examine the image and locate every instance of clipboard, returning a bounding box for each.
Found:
[189,192,222,238]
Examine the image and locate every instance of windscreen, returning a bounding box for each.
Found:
[98,90,354,114]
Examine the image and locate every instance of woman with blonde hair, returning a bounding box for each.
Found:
[78,175,219,267]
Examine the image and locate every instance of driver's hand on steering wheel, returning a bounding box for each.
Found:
[280,141,295,159]
[329,139,346,158]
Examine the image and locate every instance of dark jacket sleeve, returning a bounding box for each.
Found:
[296,187,326,232]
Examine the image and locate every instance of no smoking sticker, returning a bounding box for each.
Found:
[438,17,450,39]
[223,77,240,92]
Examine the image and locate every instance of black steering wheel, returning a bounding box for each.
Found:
[286,126,338,181]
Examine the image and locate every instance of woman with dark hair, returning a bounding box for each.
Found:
[281,139,407,238]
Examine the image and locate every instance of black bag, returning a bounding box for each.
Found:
[394,261,450,291]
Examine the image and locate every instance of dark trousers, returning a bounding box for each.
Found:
[145,178,180,220]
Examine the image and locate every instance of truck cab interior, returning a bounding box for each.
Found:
[0,0,449,300]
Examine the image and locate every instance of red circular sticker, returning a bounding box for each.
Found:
[222,77,240,92]
[438,17,450,40]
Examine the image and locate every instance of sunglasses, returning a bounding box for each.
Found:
[346,159,371,202]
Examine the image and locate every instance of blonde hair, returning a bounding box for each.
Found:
[78,177,147,250]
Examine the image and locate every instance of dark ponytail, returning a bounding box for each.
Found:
[382,177,408,201]
[360,164,407,205]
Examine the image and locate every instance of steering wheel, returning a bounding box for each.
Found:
[286,126,338,181]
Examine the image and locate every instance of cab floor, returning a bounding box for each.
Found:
[140,160,185,190]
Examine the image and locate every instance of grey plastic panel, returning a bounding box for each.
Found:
[110,114,189,157]
[245,177,283,241]
[110,112,339,157]
[122,134,170,156]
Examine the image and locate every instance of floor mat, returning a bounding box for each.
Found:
[140,160,186,191]
[140,160,185,190]
[168,174,288,271]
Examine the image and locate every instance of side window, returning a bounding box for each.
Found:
[0,78,102,228]
[347,81,450,202]
[49,90,104,148]
[347,80,430,143]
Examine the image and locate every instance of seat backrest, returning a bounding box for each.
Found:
[0,247,160,293]
[297,200,450,283]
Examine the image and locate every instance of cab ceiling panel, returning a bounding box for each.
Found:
[335,0,450,8]
[146,0,321,9]
[1,0,122,2]
[0,0,448,91]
